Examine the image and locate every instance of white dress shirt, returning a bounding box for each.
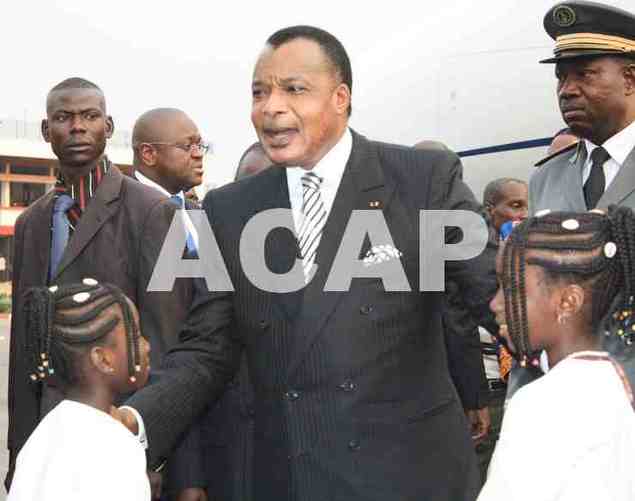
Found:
[479,352,635,501]
[286,128,353,234]
[582,119,635,189]
[134,170,199,249]
[9,400,150,501]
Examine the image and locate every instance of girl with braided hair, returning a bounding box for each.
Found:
[478,207,635,501]
[8,280,151,501]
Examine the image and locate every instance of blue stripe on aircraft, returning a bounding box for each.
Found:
[457,137,552,157]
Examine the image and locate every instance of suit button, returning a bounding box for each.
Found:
[359,305,373,315]
[259,319,270,329]
[284,389,301,401]
[338,380,357,392]
[348,439,361,452]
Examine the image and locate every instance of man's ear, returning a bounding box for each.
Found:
[89,346,115,376]
[334,82,351,116]
[105,115,115,139]
[623,63,635,96]
[558,284,585,321]
[139,144,158,167]
[41,119,50,143]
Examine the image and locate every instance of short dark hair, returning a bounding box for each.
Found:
[483,178,527,207]
[237,141,265,168]
[267,25,352,116]
[50,77,102,94]
[47,77,105,113]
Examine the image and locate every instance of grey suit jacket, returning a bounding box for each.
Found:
[530,141,635,215]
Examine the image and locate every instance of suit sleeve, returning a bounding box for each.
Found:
[166,417,208,492]
[5,214,35,491]
[431,152,499,337]
[125,197,241,469]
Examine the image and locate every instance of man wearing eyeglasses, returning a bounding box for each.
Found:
[131,108,209,501]
[132,108,209,256]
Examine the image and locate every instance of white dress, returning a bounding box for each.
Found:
[478,351,635,501]
[8,399,150,501]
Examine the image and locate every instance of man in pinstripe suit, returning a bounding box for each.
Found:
[123,26,496,501]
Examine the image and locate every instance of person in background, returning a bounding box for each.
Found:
[8,281,151,501]
[131,108,208,501]
[478,177,528,480]
[5,78,187,491]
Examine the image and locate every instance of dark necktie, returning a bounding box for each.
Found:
[169,195,197,256]
[49,194,75,280]
[584,146,610,209]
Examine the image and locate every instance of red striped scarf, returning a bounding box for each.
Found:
[54,157,111,231]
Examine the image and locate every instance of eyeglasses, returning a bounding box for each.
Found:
[142,140,212,156]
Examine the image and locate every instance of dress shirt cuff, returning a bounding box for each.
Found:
[119,405,148,450]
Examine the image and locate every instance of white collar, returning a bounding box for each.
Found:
[584,119,635,166]
[286,128,352,191]
[134,170,185,201]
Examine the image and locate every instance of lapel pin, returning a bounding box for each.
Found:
[369,200,382,209]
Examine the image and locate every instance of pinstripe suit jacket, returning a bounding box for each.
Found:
[128,130,497,501]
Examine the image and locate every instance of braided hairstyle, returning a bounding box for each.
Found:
[502,206,635,367]
[23,280,142,388]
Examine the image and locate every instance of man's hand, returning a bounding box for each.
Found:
[466,407,490,446]
[110,406,139,435]
[177,488,208,501]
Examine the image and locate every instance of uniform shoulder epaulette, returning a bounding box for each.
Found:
[534,141,579,167]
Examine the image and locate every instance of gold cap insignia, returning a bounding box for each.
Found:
[553,5,576,28]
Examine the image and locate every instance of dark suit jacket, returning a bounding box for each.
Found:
[6,166,193,489]
[128,130,497,501]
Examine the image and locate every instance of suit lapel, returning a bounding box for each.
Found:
[598,144,635,208]
[53,167,123,280]
[286,130,397,378]
[249,167,302,321]
[565,142,588,210]
[28,192,56,284]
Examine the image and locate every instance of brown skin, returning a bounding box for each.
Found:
[236,147,273,179]
[42,88,114,183]
[490,243,600,368]
[486,181,528,233]
[556,56,635,145]
[134,110,204,194]
[251,38,351,170]
[66,299,150,414]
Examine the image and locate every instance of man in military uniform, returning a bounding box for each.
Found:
[530,0,635,215]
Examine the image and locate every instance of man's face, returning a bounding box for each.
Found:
[43,88,113,168]
[556,56,631,145]
[251,38,350,168]
[152,114,204,193]
[488,182,528,232]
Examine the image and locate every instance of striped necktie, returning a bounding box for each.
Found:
[298,172,327,278]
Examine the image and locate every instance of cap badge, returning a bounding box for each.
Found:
[553,5,576,28]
